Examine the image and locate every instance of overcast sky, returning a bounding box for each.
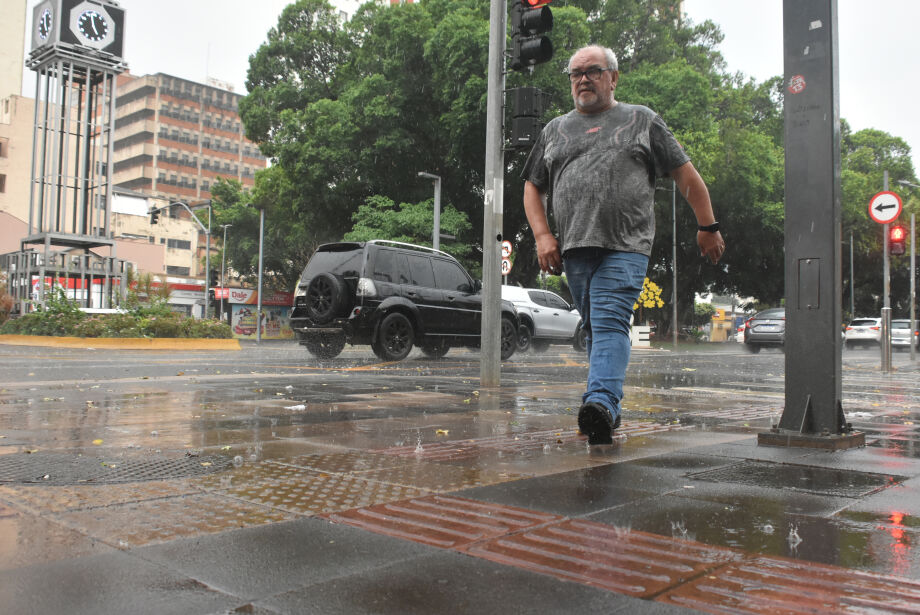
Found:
[20,0,920,176]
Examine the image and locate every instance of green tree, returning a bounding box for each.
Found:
[343,195,474,266]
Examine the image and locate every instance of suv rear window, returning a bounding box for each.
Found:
[850,319,879,327]
[301,245,364,283]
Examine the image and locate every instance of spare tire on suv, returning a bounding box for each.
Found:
[290,240,519,361]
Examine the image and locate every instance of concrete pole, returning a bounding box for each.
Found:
[480,0,506,387]
[418,172,441,251]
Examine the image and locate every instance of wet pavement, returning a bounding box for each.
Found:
[0,338,919,613]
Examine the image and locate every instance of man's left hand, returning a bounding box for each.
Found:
[698,230,725,264]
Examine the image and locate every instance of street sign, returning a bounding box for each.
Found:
[501,240,513,258]
[501,257,512,275]
[869,191,903,224]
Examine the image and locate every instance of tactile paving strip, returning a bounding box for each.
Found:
[466,518,744,598]
[357,462,523,492]
[658,554,920,613]
[326,495,562,549]
[218,472,429,516]
[52,493,293,547]
[273,451,413,474]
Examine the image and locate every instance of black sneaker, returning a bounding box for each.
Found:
[578,402,616,445]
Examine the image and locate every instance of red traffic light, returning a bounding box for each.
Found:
[889,224,907,255]
[525,0,552,6]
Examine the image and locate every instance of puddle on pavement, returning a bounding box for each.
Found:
[592,491,920,578]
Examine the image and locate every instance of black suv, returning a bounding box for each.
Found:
[290,240,520,361]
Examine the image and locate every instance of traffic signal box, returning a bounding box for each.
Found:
[889,224,907,255]
[510,0,554,71]
[510,86,545,150]
[149,208,160,225]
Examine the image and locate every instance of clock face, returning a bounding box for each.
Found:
[77,10,108,42]
[38,8,52,40]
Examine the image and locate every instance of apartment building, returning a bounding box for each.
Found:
[112,72,266,201]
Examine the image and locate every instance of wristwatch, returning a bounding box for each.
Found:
[698,222,720,233]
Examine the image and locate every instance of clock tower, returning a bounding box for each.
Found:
[7,0,129,312]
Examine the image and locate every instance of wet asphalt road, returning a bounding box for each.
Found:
[0,340,919,614]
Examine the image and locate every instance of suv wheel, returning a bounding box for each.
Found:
[516,324,532,352]
[378,312,415,361]
[420,339,450,359]
[306,273,348,324]
[500,315,518,360]
[303,331,346,359]
[573,326,588,352]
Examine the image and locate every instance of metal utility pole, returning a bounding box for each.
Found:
[671,180,678,349]
[896,180,919,362]
[480,0,506,387]
[760,0,863,450]
[256,207,264,345]
[882,171,892,372]
[418,172,442,251]
[220,224,232,321]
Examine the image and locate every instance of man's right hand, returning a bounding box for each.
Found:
[536,233,562,274]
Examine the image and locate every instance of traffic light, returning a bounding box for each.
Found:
[149,208,160,225]
[889,224,907,255]
[510,0,553,71]
[510,86,545,150]
[209,270,219,287]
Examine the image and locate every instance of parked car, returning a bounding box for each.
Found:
[290,240,519,361]
[743,307,785,353]
[844,317,882,349]
[501,285,586,352]
[735,321,747,343]
[891,319,919,350]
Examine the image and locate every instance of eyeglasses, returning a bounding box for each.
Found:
[567,67,614,83]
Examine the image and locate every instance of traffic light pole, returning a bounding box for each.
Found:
[882,171,891,372]
[480,0,507,387]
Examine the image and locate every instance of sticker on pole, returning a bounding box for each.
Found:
[868,191,902,224]
[501,258,512,275]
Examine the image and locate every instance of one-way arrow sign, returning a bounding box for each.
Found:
[868,191,902,224]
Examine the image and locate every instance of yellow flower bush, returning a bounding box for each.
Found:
[633,278,665,311]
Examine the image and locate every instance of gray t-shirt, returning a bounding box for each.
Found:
[522,102,689,256]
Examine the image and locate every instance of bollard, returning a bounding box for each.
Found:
[881,307,892,373]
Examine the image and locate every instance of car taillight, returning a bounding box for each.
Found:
[871,326,880,330]
[845,326,853,331]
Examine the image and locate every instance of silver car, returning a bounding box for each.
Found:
[501,285,586,352]
[891,319,919,350]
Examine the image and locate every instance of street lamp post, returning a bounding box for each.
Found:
[656,181,679,348]
[220,224,232,321]
[417,172,442,251]
[896,179,918,362]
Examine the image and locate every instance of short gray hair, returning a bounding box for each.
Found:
[568,45,619,73]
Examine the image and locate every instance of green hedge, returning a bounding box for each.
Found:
[0,289,232,339]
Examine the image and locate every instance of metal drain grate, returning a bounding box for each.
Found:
[0,452,233,485]
[689,460,903,498]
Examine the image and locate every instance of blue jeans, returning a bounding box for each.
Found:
[563,249,649,419]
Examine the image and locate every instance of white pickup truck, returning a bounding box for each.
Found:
[501,285,586,352]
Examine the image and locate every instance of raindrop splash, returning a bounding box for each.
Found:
[787,524,802,553]
[670,520,688,539]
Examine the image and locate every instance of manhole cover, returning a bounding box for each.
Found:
[689,460,903,498]
[0,452,233,485]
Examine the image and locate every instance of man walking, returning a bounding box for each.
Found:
[522,45,725,444]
